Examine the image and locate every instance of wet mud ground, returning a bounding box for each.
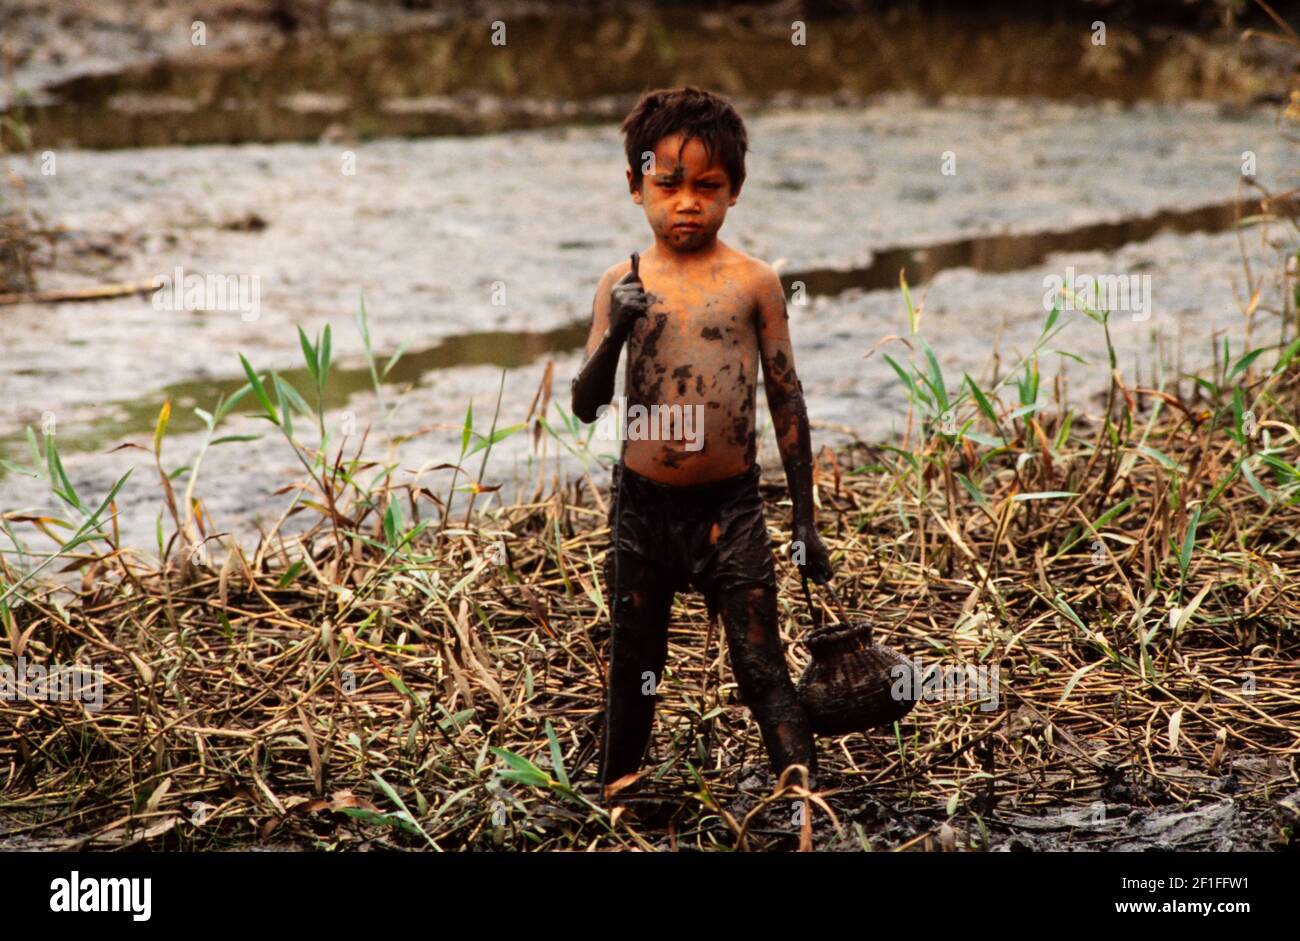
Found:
[676,781,1298,851]
[4,765,1294,852]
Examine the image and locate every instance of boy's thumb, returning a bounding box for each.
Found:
[629,251,640,281]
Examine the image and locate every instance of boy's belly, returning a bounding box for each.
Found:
[621,315,759,485]
[622,429,754,485]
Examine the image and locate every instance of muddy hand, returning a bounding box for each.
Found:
[792,523,834,584]
[609,251,648,342]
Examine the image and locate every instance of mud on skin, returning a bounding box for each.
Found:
[597,516,817,791]
[627,312,669,404]
[718,584,818,786]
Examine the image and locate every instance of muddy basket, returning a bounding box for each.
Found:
[795,576,917,736]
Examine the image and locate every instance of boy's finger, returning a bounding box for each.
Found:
[629,251,640,282]
[613,284,648,304]
[611,284,647,306]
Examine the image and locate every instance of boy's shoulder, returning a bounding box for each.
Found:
[717,246,785,311]
[725,247,782,291]
[693,242,780,288]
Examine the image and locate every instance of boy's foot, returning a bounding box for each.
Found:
[737,763,818,797]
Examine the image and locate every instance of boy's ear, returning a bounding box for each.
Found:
[728,182,741,206]
[626,167,643,205]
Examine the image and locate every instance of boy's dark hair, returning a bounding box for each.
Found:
[620,86,748,192]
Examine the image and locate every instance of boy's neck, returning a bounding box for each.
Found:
[649,234,726,265]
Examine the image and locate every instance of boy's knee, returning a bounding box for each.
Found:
[720,584,776,630]
[731,645,793,702]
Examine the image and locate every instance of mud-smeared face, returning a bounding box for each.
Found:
[628,132,738,251]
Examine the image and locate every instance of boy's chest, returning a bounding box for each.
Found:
[624,281,760,401]
[628,279,758,355]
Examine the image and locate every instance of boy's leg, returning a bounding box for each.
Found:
[716,583,818,788]
[597,550,674,794]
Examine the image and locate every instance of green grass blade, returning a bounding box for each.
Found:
[238,354,280,426]
[297,325,318,384]
[1178,504,1201,583]
[320,323,332,388]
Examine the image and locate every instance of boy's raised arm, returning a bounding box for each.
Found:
[570,255,647,423]
[756,265,834,583]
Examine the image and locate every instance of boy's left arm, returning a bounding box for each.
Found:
[756,266,834,583]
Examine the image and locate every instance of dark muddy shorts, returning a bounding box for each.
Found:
[604,462,777,618]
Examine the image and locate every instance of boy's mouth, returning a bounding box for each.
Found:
[672,222,703,231]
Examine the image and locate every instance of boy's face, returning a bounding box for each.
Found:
[627,132,739,252]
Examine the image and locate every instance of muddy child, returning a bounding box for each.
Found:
[571,86,834,800]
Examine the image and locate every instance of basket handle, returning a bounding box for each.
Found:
[800,573,854,630]
[801,573,822,629]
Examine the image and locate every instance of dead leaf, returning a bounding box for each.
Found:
[605,771,641,799]
[128,651,154,685]
[329,790,379,813]
[144,777,173,813]
[298,705,323,796]
[939,821,958,851]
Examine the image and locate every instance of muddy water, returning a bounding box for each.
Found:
[784,198,1289,296]
[8,10,1276,151]
[0,97,1295,553]
[0,322,588,462]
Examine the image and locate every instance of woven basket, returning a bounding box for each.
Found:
[795,578,918,736]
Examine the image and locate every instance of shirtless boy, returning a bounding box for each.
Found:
[571,86,834,799]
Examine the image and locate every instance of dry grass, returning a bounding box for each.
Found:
[1,278,1298,850]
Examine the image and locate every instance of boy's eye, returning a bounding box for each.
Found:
[656,180,721,191]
